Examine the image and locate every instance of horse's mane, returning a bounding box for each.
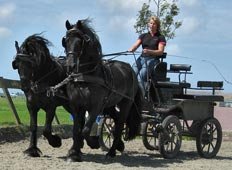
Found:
[21,34,53,66]
[75,19,102,57]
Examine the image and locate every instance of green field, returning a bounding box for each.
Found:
[0,96,73,126]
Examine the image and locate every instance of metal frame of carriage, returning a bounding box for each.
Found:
[93,53,224,159]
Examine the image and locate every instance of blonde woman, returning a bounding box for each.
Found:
[128,16,166,95]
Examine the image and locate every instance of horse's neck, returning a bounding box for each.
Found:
[79,52,101,73]
[35,60,66,84]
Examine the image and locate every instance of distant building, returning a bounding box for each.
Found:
[0,93,4,98]
[219,101,232,107]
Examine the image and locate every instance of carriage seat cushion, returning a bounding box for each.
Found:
[197,81,223,89]
[169,64,191,72]
[155,81,191,89]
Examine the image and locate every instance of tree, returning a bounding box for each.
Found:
[134,0,182,41]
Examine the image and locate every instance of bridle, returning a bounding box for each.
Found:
[14,48,59,94]
[65,29,91,56]
[64,28,91,72]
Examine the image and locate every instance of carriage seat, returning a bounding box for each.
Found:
[151,52,168,82]
[169,64,191,72]
[197,81,223,89]
[173,81,224,101]
[154,63,192,89]
[152,62,167,81]
[197,81,223,95]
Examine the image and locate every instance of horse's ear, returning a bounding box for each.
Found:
[76,20,82,29]
[65,20,72,30]
[15,41,20,53]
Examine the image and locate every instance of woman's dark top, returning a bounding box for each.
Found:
[139,32,166,51]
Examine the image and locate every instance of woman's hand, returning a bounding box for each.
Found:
[128,48,134,52]
[143,49,151,55]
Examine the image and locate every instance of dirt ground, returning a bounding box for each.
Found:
[0,135,232,170]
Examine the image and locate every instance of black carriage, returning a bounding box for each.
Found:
[96,53,224,159]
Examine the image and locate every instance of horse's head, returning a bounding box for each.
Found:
[12,34,52,92]
[63,19,102,73]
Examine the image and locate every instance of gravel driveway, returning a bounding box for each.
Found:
[0,137,232,170]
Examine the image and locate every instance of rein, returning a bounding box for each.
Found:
[102,51,129,57]
[102,51,140,60]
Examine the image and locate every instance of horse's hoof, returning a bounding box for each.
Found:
[86,136,100,149]
[48,135,62,148]
[24,147,42,157]
[116,140,125,152]
[106,150,116,158]
[67,155,82,162]
[67,149,82,162]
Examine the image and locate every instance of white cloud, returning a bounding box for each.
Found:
[0,3,16,19]
[109,16,135,32]
[0,27,11,38]
[99,0,145,12]
[181,0,198,7]
[178,17,200,35]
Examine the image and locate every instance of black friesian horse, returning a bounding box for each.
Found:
[62,19,142,161]
[12,34,72,157]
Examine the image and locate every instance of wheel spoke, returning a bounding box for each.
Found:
[165,141,170,151]
[171,141,174,151]
[212,126,217,133]
[104,135,111,145]
[201,143,206,150]
[210,142,215,150]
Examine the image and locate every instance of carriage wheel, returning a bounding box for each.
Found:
[98,117,115,151]
[159,115,182,159]
[196,118,222,158]
[142,121,159,150]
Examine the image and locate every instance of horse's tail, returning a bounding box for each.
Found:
[126,87,142,140]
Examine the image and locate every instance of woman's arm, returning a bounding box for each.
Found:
[128,39,142,52]
[143,42,165,57]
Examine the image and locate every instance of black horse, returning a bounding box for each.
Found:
[12,34,72,157]
[61,19,142,161]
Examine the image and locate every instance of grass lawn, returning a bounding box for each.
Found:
[0,96,73,126]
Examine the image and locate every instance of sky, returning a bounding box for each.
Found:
[0,0,232,92]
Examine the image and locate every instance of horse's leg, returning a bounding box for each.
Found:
[62,104,87,147]
[81,109,100,149]
[67,108,85,162]
[24,105,42,157]
[43,107,62,148]
[106,100,133,158]
[106,107,125,152]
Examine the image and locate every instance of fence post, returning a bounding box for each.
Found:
[0,77,22,125]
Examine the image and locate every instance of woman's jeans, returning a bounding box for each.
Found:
[132,55,159,97]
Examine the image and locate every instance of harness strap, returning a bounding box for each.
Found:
[72,74,134,101]
[49,72,134,101]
